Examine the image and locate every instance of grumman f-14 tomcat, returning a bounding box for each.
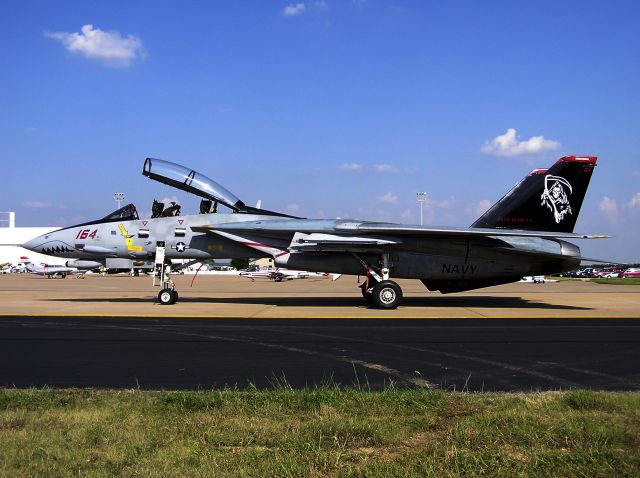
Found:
[23,156,605,308]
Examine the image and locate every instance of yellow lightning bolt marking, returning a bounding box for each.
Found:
[119,224,143,252]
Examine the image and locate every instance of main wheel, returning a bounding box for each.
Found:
[158,288,176,305]
[172,290,179,303]
[372,280,403,309]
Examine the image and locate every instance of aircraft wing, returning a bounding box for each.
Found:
[192,220,607,240]
[332,222,607,239]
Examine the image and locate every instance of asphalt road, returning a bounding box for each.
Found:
[1,316,638,391]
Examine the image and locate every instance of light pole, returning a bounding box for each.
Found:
[416,192,428,225]
[114,193,125,209]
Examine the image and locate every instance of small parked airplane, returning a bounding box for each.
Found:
[21,257,89,278]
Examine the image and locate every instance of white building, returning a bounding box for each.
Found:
[0,211,63,266]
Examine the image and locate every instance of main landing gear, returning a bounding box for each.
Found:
[354,252,403,309]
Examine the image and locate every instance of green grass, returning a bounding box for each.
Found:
[552,276,640,285]
[591,278,640,285]
[1,388,638,477]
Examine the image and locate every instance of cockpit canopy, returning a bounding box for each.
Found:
[142,157,300,218]
[143,158,245,212]
[101,203,139,222]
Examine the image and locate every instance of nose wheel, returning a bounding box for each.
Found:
[158,288,178,305]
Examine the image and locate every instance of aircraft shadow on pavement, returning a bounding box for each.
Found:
[48,295,591,310]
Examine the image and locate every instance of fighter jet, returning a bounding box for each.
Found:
[23,155,604,308]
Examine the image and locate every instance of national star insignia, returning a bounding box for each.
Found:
[175,242,188,253]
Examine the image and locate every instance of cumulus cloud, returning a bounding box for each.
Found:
[466,199,492,217]
[282,3,306,16]
[282,2,329,16]
[628,192,640,209]
[424,196,455,210]
[339,162,363,172]
[46,24,145,67]
[481,128,561,157]
[378,192,398,204]
[22,201,51,209]
[374,163,399,174]
[599,196,619,223]
[286,203,301,215]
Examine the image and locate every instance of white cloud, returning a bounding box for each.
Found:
[465,199,492,217]
[283,3,306,16]
[481,128,561,157]
[374,163,399,174]
[378,192,397,204]
[286,203,301,215]
[599,196,619,223]
[628,192,640,209]
[46,24,145,67]
[425,196,455,210]
[339,162,363,172]
[22,201,51,209]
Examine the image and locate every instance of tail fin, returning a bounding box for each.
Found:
[470,156,597,233]
[20,257,38,272]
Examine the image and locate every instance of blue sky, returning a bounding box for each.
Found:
[1,1,639,262]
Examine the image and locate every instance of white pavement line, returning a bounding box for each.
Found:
[74,322,436,389]
[256,328,584,389]
[535,361,639,389]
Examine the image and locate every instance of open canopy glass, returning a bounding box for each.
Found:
[143,158,245,212]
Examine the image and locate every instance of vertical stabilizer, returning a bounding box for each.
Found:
[471,156,597,233]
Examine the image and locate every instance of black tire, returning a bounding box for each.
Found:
[158,288,176,305]
[172,290,179,303]
[372,280,403,309]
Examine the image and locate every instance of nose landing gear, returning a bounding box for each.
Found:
[158,287,178,305]
[153,243,180,305]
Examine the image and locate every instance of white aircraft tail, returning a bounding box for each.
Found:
[20,257,39,272]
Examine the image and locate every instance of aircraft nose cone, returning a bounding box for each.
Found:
[22,236,42,252]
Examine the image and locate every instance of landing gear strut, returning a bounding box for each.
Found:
[154,243,179,305]
[354,252,403,309]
